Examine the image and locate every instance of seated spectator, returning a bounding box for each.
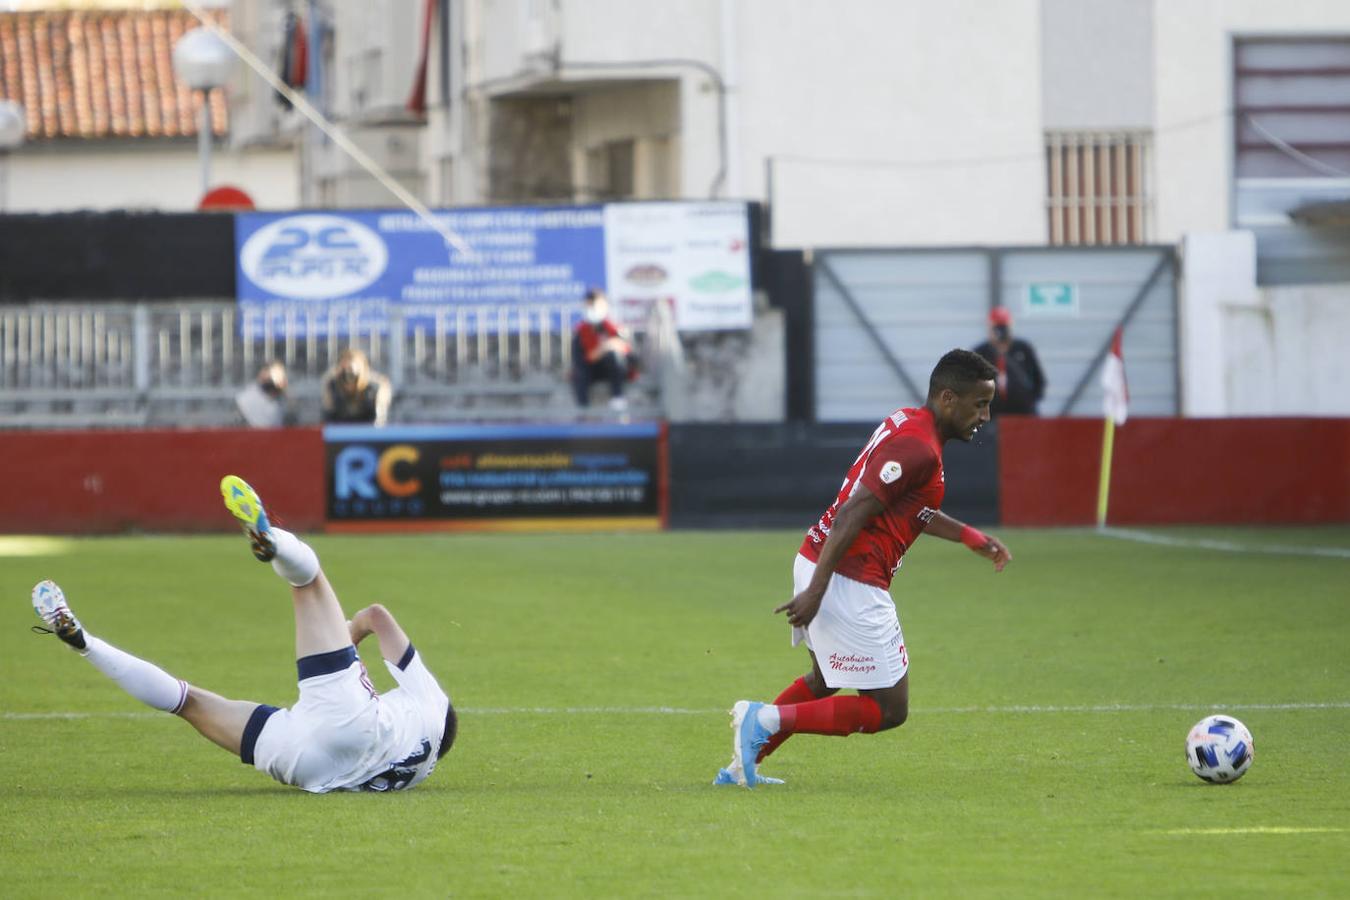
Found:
[321,348,392,426]
[235,360,295,428]
[572,288,636,411]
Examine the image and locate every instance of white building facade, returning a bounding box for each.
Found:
[4,0,1348,416]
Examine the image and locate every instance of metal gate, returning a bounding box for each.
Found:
[812,246,1178,421]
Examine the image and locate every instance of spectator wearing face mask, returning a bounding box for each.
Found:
[235,360,296,428]
[321,348,392,426]
[973,307,1046,417]
[571,288,635,411]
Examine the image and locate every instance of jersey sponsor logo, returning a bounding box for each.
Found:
[879,461,902,484]
[917,506,938,524]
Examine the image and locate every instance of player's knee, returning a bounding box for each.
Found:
[877,701,909,731]
[803,670,836,698]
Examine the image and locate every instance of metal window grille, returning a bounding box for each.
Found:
[1045,131,1152,246]
[1234,37,1350,181]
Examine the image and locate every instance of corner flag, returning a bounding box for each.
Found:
[1096,327,1128,526]
[1102,327,1129,426]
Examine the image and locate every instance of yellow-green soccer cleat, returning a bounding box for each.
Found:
[220,475,276,562]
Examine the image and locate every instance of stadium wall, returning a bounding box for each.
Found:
[7,419,1345,534]
[668,422,1000,528]
[1,428,325,534]
[999,417,1350,526]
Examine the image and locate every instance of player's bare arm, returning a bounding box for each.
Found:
[774,487,885,628]
[348,603,412,664]
[923,508,1012,572]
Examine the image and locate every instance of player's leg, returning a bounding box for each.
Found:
[288,571,355,660]
[177,687,265,756]
[220,475,348,659]
[31,579,266,757]
[860,674,909,731]
[731,689,886,784]
[728,577,905,786]
[31,580,189,714]
[739,672,905,763]
[754,651,840,763]
[715,654,840,785]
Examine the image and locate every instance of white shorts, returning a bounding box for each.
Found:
[791,554,908,690]
[242,647,381,792]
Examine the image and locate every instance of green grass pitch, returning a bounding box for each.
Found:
[2,526,1348,898]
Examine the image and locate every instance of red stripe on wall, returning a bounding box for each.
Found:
[999,417,1350,526]
[2,427,326,534]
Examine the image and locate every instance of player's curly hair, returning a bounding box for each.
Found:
[927,348,998,399]
[437,702,458,759]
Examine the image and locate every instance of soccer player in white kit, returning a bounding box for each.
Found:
[30,476,456,793]
[717,350,1012,787]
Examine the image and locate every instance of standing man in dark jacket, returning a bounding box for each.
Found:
[973,307,1046,416]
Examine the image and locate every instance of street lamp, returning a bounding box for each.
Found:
[172,27,233,197]
[0,99,25,210]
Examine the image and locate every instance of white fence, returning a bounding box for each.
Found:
[0,301,622,428]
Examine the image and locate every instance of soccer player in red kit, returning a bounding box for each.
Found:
[717,349,1012,787]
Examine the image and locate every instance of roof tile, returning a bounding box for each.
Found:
[0,8,229,141]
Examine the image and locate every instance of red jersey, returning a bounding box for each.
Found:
[798,406,945,589]
[574,319,621,359]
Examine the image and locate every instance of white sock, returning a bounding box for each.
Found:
[270,527,320,587]
[756,704,782,734]
[81,636,188,714]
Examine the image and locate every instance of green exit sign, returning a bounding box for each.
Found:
[1025,282,1079,316]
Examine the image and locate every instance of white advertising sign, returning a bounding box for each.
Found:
[603,201,752,331]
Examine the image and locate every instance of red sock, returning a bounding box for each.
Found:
[755,677,820,763]
[778,695,882,736]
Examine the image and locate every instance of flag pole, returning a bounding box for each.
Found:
[1096,414,1115,528]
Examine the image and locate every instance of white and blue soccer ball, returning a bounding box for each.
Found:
[1186,714,1254,783]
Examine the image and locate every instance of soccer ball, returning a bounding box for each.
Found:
[1185,714,1254,783]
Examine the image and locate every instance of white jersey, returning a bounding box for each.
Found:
[247,645,451,794]
[347,651,450,792]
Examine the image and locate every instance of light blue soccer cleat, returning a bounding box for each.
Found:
[31,579,86,650]
[730,700,775,788]
[713,765,784,787]
[220,475,276,561]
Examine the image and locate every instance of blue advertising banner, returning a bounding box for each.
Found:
[323,422,668,532]
[235,207,607,336]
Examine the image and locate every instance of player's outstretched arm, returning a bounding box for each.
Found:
[348,604,412,664]
[923,509,1012,572]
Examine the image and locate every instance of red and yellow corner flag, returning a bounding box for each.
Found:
[1096,328,1128,526]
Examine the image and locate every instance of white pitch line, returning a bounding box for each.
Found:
[5,701,1349,721]
[1095,526,1350,559]
[1154,827,1348,836]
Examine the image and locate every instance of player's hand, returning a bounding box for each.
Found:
[774,588,824,629]
[971,535,1012,572]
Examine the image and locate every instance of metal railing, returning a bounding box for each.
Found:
[0,301,610,428]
